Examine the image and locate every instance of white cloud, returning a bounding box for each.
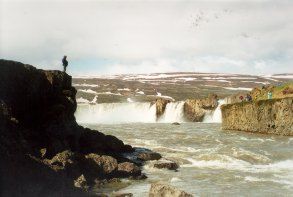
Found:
[0,0,292,75]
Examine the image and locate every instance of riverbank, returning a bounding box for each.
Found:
[0,59,152,196]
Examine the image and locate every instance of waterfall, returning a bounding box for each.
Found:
[203,99,226,123]
[75,102,157,124]
[75,101,186,124]
[158,101,185,123]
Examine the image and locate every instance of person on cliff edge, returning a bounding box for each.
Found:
[62,55,68,72]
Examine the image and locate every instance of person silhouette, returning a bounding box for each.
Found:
[62,56,68,72]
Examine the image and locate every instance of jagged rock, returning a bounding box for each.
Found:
[222,97,293,136]
[154,98,170,120]
[149,183,193,197]
[0,60,135,196]
[154,159,179,170]
[118,162,141,176]
[39,148,47,158]
[74,174,89,191]
[184,94,218,122]
[85,153,118,175]
[138,152,162,161]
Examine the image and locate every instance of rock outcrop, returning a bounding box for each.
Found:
[184,94,218,122]
[149,183,193,197]
[0,60,141,196]
[153,159,179,170]
[153,98,170,120]
[221,97,293,135]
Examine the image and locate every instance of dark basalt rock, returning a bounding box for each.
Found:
[137,152,162,161]
[0,59,137,196]
[153,160,179,170]
[117,162,141,177]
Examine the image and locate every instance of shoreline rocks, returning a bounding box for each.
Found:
[0,59,145,196]
[149,183,193,197]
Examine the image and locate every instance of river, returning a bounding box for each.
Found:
[78,120,293,196]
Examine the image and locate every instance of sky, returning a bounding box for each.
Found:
[0,0,292,76]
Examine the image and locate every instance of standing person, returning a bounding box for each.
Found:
[62,55,68,72]
[246,94,252,102]
[239,95,244,102]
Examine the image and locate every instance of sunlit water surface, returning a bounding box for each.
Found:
[82,123,293,196]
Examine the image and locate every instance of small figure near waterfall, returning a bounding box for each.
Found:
[246,94,252,102]
[62,55,68,72]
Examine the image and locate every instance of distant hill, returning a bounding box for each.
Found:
[73,73,293,103]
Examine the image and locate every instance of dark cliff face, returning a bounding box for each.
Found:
[0,60,135,197]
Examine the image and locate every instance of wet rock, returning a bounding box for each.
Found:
[154,160,179,170]
[0,60,136,196]
[138,152,162,161]
[172,122,180,125]
[79,129,134,154]
[48,150,82,178]
[149,183,193,197]
[184,94,218,122]
[85,153,118,175]
[74,174,89,191]
[118,162,141,176]
[130,174,147,180]
[154,98,171,120]
[39,148,47,158]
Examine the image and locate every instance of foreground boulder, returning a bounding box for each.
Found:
[149,183,193,197]
[221,97,293,135]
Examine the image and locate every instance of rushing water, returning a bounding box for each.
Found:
[81,122,293,196]
[75,100,222,124]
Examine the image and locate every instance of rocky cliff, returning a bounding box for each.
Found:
[0,60,143,197]
[183,94,218,122]
[221,97,293,136]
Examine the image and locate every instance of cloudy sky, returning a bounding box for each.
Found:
[0,0,292,76]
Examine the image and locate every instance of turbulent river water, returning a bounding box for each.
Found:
[76,103,293,196]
